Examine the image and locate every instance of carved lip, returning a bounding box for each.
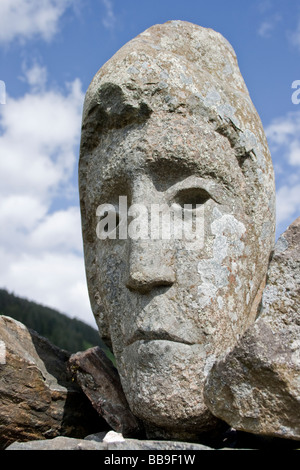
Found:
[126,329,195,347]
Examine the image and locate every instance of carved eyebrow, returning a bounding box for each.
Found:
[81,84,152,153]
[144,152,243,198]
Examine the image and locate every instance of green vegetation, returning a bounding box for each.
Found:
[0,288,111,356]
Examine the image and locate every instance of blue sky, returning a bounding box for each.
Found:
[0,0,299,327]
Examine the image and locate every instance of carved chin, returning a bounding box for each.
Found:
[118,340,218,432]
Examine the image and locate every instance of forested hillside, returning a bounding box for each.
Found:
[0,288,110,356]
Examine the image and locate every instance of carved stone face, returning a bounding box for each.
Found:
[79,21,276,439]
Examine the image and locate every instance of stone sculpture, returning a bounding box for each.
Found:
[79,21,275,440]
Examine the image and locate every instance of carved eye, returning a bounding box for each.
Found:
[174,187,210,210]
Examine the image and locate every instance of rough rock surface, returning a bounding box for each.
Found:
[6,429,299,451]
[0,316,108,449]
[204,217,300,440]
[68,346,143,437]
[79,20,275,439]
[6,433,213,451]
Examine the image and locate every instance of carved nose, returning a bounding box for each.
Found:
[126,267,175,293]
[126,240,175,293]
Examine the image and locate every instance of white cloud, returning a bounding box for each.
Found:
[0,195,47,243]
[258,21,274,38]
[0,69,84,200]
[2,251,91,323]
[266,110,300,235]
[22,62,48,92]
[0,65,96,326]
[289,140,300,166]
[258,13,281,38]
[28,207,83,254]
[289,18,300,51]
[101,0,116,30]
[276,185,300,227]
[266,110,300,166]
[0,81,6,105]
[0,0,74,44]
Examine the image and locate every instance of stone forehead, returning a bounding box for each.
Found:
[88,115,244,198]
[97,112,234,162]
[81,21,273,178]
[83,21,253,126]
[84,20,248,107]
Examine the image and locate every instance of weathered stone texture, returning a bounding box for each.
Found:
[6,434,213,451]
[68,346,143,437]
[204,217,300,440]
[79,20,276,438]
[0,316,107,449]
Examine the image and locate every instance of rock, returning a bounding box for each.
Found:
[68,346,143,437]
[6,436,107,451]
[204,217,300,441]
[0,315,108,449]
[6,434,213,450]
[6,429,299,450]
[79,20,275,439]
[106,438,213,451]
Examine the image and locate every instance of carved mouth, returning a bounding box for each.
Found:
[126,329,195,347]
